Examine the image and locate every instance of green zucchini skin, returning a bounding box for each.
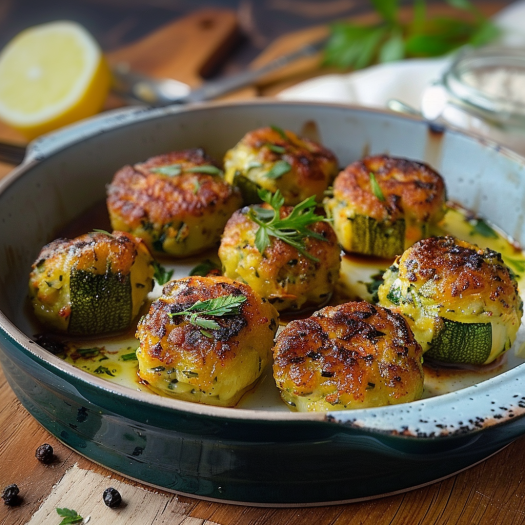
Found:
[69,270,132,335]
[347,215,405,259]
[425,319,492,365]
[377,236,522,366]
[325,155,446,258]
[29,231,155,335]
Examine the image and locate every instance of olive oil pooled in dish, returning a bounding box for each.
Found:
[45,202,525,410]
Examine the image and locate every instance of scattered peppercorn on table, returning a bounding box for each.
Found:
[2,2,525,525]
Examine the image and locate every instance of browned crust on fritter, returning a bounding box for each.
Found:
[333,155,446,222]
[33,231,142,274]
[273,301,423,402]
[107,149,240,228]
[399,236,520,309]
[242,127,338,184]
[222,204,340,280]
[137,276,272,366]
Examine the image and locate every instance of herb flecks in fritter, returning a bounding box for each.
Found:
[28,231,154,335]
[224,126,338,206]
[219,191,341,312]
[325,155,446,258]
[273,301,424,411]
[378,236,523,365]
[136,276,279,407]
[107,148,242,257]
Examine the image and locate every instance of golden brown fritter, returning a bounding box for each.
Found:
[219,203,341,312]
[107,149,242,257]
[378,236,523,364]
[136,276,279,406]
[272,301,424,411]
[224,126,338,205]
[325,155,446,257]
[29,231,154,334]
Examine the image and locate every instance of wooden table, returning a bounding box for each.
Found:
[2,2,525,524]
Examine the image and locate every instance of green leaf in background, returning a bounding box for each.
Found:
[371,0,399,23]
[189,259,221,277]
[323,0,500,70]
[378,30,405,63]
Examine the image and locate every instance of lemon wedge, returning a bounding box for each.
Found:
[0,21,111,140]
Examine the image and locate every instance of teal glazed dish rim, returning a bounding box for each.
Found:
[1,100,525,506]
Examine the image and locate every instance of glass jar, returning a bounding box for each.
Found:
[439,46,525,155]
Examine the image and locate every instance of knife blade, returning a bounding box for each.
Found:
[111,36,328,107]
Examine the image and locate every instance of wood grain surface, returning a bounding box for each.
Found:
[1,2,525,524]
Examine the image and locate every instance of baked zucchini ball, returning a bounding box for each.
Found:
[29,231,154,335]
[218,190,341,312]
[107,148,242,257]
[325,155,446,258]
[378,236,523,365]
[136,276,279,406]
[224,126,338,206]
[273,301,424,411]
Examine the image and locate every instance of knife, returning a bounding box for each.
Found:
[0,36,328,164]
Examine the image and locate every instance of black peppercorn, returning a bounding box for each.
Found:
[103,487,122,508]
[2,484,20,506]
[35,443,54,464]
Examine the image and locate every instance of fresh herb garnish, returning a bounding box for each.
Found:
[151,164,223,177]
[184,165,223,175]
[151,164,182,176]
[189,259,222,277]
[470,218,498,238]
[266,160,292,179]
[247,189,327,262]
[365,271,385,303]
[247,161,263,171]
[271,125,288,140]
[323,0,500,70]
[152,260,174,285]
[94,366,116,377]
[92,229,112,236]
[169,294,247,337]
[369,172,385,201]
[77,347,101,358]
[266,143,286,154]
[56,507,83,525]
[121,351,138,361]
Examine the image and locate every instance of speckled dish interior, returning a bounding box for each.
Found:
[1,101,525,506]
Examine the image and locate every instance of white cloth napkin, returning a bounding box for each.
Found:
[278,1,525,153]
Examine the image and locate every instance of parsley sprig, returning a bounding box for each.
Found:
[324,0,500,70]
[247,189,327,262]
[169,294,247,337]
[152,260,174,285]
[56,508,83,525]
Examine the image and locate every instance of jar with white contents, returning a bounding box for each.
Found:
[440,46,525,155]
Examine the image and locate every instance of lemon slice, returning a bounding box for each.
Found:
[0,21,110,140]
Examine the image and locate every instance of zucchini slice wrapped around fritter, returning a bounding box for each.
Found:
[107,148,242,257]
[135,276,279,406]
[325,155,446,258]
[272,301,424,411]
[29,231,154,335]
[377,236,523,365]
[218,192,341,312]
[224,126,338,206]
